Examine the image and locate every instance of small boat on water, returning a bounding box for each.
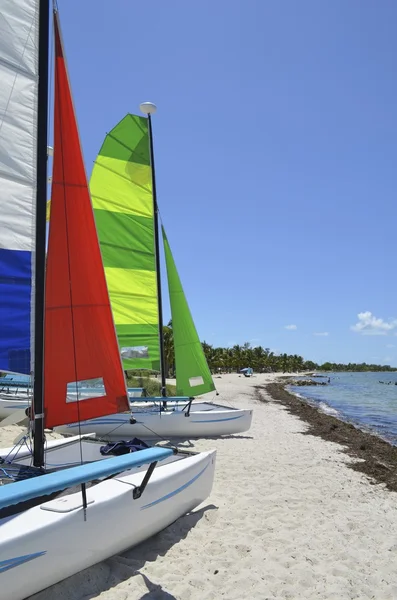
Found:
[0,5,216,599]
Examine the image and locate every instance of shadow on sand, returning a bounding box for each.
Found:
[32,504,217,600]
[163,434,253,449]
[135,573,178,599]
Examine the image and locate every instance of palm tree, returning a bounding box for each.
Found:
[232,344,243,372]
[163,319,174,377]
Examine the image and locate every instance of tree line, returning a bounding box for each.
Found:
[163,323,397,374]
[200,344,397,373]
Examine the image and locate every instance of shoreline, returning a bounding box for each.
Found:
[261,381,397,492]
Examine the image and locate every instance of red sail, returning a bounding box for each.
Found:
[44,13,129,428]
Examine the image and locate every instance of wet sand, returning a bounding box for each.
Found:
[264,381,397,491]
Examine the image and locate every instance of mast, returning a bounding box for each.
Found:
[33,0,50,467]
[140,102,167,398]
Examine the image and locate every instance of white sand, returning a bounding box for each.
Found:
[4,373,397,599]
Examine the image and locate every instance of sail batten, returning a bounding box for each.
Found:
[162,227,215,397]
[0,0,40,374]
[44,13,129,429]
[90,114,160,371]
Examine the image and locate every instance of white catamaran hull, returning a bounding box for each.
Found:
[0,439,216,600]
[55,402,253,439]
[0,395,30,419]
[0,388,143,420]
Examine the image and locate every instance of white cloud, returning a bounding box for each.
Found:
[386,344,395,348]
[313,332,329,336]
[350,311,397,336]
[284,324,297,330]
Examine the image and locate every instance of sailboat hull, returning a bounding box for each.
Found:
[0,387,143,420]
[0,395,30,418]
[0,441,216,600]
[55,402,253,439]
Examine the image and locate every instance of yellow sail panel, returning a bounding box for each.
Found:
[90,114,160,371]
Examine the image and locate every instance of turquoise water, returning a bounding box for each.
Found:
[290,372,397,445]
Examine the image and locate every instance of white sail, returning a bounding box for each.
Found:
[0,0,39,374]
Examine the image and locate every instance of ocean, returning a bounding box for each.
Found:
[289,372,397,446]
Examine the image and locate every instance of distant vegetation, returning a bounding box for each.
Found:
[201,342,312,373]
[125,372,177,397]
[200,344,396,373]
[161,322,397,374]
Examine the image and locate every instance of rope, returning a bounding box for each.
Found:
[52,5,85,475]
[81,409,179,452]
[209,390,235,409]
[0,12,36,138]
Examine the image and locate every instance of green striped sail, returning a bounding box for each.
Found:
[162,226,215,396]
[90,114,160,371]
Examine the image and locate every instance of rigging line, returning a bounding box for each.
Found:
[53,12,84,471]
[0,12,36,135]
[133,421,178,451]
[78,415,179,452]
[208,389,235,408]
[23,435,33,456]
[90,395,178,449]
[2,437,24,463]
[2,430,35,468]
[88,419,132,440]
[48,1,55,138]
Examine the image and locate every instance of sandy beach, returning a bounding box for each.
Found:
[3,373,397,599]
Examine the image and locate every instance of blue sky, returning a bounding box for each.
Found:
[58,0,397,366]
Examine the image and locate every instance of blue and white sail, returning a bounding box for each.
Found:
[0,1,39,374]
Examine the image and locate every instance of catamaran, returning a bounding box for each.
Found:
[0,375,31,419]
[0,374,143,420]
[0,3,215,599]
[53,109,253,440]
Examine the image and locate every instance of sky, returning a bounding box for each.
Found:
[56,0,397,366]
